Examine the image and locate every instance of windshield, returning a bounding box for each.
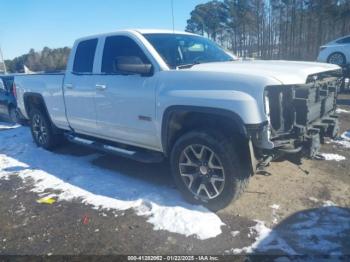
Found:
[143,33,234,69]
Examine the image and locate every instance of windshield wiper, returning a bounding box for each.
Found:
[176,59,234,70]
[176,63,198,70]
[176,60,207,69]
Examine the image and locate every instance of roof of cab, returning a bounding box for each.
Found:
[135,29,195,35]
[74,29,196,43]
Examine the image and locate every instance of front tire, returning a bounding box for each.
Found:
[170,130,250,211]
[327,52,346,65]
[29,108,62,150]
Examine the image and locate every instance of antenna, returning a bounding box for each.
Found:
[171,0,175,32]
[0,47,6,74]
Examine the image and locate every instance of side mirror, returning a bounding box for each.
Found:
[114,56,153,76]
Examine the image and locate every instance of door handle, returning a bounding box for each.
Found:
[96,84,107,90]
[65,84,73,89]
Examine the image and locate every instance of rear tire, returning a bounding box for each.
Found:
[8,106,18,124]
[170,130,250,211]
[29,108,62,150]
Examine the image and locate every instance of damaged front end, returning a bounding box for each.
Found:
[251,70,342,169]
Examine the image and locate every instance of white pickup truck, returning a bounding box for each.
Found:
[15,29,342,210]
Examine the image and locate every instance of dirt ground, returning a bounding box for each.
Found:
[0,94,349,259]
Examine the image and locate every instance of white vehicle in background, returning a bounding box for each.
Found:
[318,35,350,65]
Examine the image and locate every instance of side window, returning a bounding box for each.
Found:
[101,36,150,74]
[0,79,5,91]
[337,37,350,44]
[73,39,98,73]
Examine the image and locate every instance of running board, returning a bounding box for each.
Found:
[65,134,164,163]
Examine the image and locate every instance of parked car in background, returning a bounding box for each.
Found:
[0,75,18,123]
[318,35,350,65]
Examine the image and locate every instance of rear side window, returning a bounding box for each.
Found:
[336,36,350,44]
[101,35,149,74]
[73,39,98,73]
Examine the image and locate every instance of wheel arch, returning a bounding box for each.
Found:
[161,105,249,157]
[23,92,61,133]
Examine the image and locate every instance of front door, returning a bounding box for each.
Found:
[94,35,158,149]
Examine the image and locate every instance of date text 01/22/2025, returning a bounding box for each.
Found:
[127,255,220,261]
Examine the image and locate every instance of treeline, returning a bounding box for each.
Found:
[4,1,350,72]
[5,47,71,73]
[186,0,350,60]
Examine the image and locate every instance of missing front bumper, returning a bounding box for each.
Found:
[249,114,339,172]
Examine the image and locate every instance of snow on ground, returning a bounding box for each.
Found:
[309,197,338,207]
[226,206,350,255]
[270,204,280,224]
[308,197,319,203]
[331,139,350,148]
[270,204,280,210]
[230,231,240,237]
[320,153,346,162]
[341,130,350,141]
[322,200,337,207]
[336,108,350,114]
[0,125,224,240]
[0,122,19,130]
[329,131,350,148]
[229,220,296,255]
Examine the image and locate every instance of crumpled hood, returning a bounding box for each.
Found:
[190,60,341,85]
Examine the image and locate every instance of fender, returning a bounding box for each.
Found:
[23,92,62,134]
[161,105,248,155]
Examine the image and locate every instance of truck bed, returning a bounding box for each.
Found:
[15,73,70,130]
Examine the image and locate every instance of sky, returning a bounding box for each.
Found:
[0,0,207,60]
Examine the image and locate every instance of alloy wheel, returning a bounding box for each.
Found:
[32,114,48,146]
[179,144,225,201]
[328,53,345,65]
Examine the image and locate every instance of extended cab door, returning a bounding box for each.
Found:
[93,35,159,150]
[63,38,99,134]
[0,78,8,115]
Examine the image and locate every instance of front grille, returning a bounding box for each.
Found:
[266,74,340,138]
[294,78,338,125]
